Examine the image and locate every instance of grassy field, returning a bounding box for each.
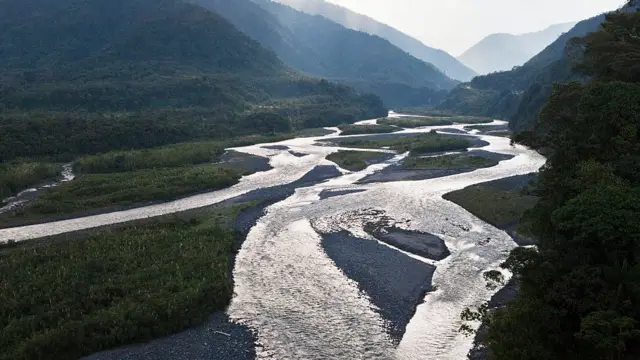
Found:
[379,116,493,129]
[443,183,538,230]
[0,203,251,360]
[403,154,496,169]
[392,107,455,117]
[378,117,453,127]
[0,165,245,228]
[334,133,472,154]
[0,133,295,226]
[326,150,392,171]
[338,124,400,136]
[74,134,292,174]
[0,162,61,199]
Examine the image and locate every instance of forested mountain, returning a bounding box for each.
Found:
[469,9,640,359]
[458,22,576,75]
[192,0,456,108]
[439,1,639,131]
[274,0,477,81]
[0,0,386,161]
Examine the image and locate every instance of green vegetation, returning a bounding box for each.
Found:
[0,163,61,199]
[0,0,386,162]
[74,135,290,174]
[378,117,453,127]
[295,127,336,137]
[379,116,493,128]
[443,183,537,229]
[0,165,245,228]
[333,132,472,154]
[205,0,456,108]
[403,154,495,169]
[392,107,456,117]
[326,150,391,171]
[337,124,400,135]
[461,10,640,359]
[0,203,251,360]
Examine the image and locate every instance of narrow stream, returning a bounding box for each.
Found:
[0,116,545,359]
[0,163,75,215]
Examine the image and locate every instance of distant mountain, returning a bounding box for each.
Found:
[439,1,640,131]
[458,22,576,75]
[274,0,477,81]
[0,0,386,160]
[194,0,457,107]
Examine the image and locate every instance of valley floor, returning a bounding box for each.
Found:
[0,117,545,360]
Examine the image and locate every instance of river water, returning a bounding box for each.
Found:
[0,116,545,359]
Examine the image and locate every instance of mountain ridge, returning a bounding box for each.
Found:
[273,0,477,81]
[193,0,457,107]
[438,0,639,131]
[457,21,576,74]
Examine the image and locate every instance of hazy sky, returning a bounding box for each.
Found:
[326,0,626,55]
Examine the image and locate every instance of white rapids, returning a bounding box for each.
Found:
[0,117,545,359]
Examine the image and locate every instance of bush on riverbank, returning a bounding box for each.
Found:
[379,116,493,129]
[326,150,392,171]
[378,117,453,127]
[443,183,538,229]
[0,162,61,199]
[74,134,291,174]
[0,165,244,227]
[403,154,495,169]
[335,133,472,154]
[337,124,400,135]
[0,207,245,360]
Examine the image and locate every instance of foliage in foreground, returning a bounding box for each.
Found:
[0,211,242,360]
[462,11,640,360]
[334,132,472,154]
[0,163,61,199]
[326,150,391,171]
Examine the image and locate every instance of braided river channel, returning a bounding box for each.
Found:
[0,114,545,359]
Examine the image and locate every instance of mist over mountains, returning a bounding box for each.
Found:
[274,0,478,81]
[458,22,577,75]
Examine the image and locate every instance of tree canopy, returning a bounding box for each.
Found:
[476,10,640,360]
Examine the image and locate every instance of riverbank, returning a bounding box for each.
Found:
[317,229,435,343]
[1,164,345,360]
[442,174,538,246]
[357,150,513,184]
[326,150,395,171]
[0,151,272,230]
[311,208,450,343]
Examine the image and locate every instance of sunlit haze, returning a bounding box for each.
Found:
[326,0,626,55]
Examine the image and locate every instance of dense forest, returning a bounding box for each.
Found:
[465,9,640,359]
[0,0,386,162]
[193,0,455,108]
[438,1,639,131]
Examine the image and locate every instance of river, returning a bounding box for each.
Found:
[0,115,545,359]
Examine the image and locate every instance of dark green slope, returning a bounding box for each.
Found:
[438,1,639,132]
[0,0,386,161]
[192,0,457,107]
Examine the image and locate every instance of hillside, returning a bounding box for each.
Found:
[471,10,640,359]
[439,1,639,131]
[192,0,456,108]
[274,0,477,81]
[0,0,386,161]
[458,22,576,75]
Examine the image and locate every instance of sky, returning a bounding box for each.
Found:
[326,0,627,55]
